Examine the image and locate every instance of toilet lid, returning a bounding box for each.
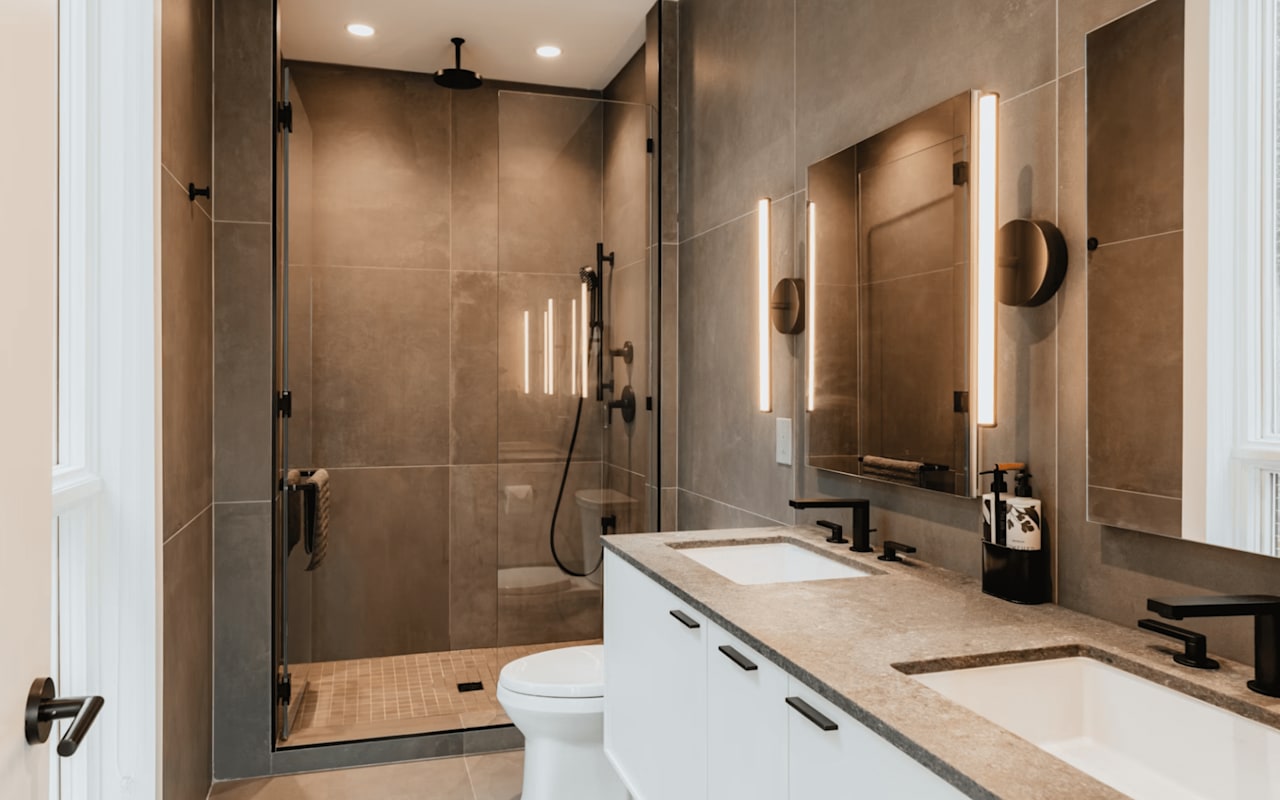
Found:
[499,644,605,698]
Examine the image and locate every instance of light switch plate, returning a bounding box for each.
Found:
[776,417,793,465]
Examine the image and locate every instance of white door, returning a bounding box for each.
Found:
[2,0,160,798]
[1,0,60,797]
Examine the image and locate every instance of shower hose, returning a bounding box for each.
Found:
[549,395,605,578]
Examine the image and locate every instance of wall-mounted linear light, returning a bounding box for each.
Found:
[523,310,530,395]
[570,299,577,396]
[546,298,555,395]
[807,201,817,413]
[974,92,999,428]
[579,282,589,399]
[758,198,772,412]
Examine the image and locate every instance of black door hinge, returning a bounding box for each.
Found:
[277,101,293,133]
[953,161,969,186]
[277,390,293,418]
[646,137,655,154]
[277,673,292,705]
[645,395,654,411]
[954,391,969,413]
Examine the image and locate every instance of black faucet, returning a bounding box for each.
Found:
[1147,595,1280,697]
[790,498,873,553]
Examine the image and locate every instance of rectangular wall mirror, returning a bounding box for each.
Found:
[806,91,981,497]
[1086,0,1280,558]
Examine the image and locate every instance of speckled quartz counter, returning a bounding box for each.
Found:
[602,526,1280,799]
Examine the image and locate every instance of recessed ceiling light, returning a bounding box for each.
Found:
[346,23,375,37]
[536,45,562,58]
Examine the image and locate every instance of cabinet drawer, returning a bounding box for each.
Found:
[707,626,788,800]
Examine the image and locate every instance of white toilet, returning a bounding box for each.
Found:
[496,644,629,800]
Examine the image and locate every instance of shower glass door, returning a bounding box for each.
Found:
[271,60,657,749]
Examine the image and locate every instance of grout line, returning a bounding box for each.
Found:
[1087,484,1182,502]
[162,502,214,546]
[677,189,804,247]
[1094,228,1184,249]
[213,218,271,226]
[1000,76,1057,107]
[161,163,213,221]
[677,487,788,527]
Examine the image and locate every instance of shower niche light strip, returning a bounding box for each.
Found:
[523,310,530,395]
[807,201,817,413]
[758,197,772,413]
[580,282,589,399]
[974,92,999,428]
[571,299,578,396]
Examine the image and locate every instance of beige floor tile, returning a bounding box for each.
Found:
[210,756,475,800]
[466,751,525,800]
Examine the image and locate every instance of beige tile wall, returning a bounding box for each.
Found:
[674,0,1280,667]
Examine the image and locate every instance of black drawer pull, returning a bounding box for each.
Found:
[786,696,839,731]
[669,609,700,629]
[718,645,758,671]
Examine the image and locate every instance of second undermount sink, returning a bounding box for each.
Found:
[675,542,874,585]
[911,656,1280,799]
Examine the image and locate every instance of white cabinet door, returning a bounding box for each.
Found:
[603,552,708,800]
[786,679,965,800]
[706,626,789,800]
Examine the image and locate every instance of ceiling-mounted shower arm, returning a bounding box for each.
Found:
[451,37,465,70]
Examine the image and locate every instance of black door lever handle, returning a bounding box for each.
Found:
[25,677,104,757]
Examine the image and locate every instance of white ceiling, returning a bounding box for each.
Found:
[280,0,655,91]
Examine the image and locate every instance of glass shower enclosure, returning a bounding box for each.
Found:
[272,60,658,747]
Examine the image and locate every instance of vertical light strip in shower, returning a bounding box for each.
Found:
[570,299,578,396]
[546,298,555,395]
[523,310,530,394]
[580,281,589,398]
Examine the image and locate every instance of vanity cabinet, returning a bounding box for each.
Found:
[785,680,964,799]
[602,551,707,800]
[706,625,789,799]
[604,551,966,800]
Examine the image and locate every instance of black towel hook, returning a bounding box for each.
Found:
[188,183,211,202]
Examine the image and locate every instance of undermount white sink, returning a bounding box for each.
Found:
[912,656,1280,799]
[675,542,874,585]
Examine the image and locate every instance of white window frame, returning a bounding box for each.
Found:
[52,0,160,798]
[1185,0,1280,555]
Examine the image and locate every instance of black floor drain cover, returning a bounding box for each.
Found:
[457,681,484,693]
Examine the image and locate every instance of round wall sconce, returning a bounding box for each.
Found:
[771,278,805,334]
[997,219,1067,307]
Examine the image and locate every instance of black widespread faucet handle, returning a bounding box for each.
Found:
[1138,619,1220,670]
[816,520,848,544]
[878,540,916,562]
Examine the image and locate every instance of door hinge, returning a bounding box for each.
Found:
[277,673,292,705]
[954,391,969,413]
[952,161,969,186]
[277,390,293,418]
[646,137,655,154]
[277,101,294,133]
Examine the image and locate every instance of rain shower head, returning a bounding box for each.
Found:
[435,37,482,90]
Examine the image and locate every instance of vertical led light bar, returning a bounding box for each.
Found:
[580,281,589,399]
[546,298,555,395]
[570,299,577,396]
[975,93,999,427]
[807,201,817,412]
[758,197,772,412]
[522,310,530,394]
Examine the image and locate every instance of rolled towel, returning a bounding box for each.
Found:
[304,469,331,571]
[861,455,926,487]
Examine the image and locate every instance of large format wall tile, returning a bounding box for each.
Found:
[678,0,794,238]
[498,92,603,275]
[311,467,451,660]
[794,0,1055,186]
[449,466,499,650]
[161,0,212,215]
[311,266,451,468]
[1058,0,1160,76]
[291,62,452,270]
[163,509,213,800]
[214,222,273,502]
[451,272,499,465]
[605,259,651,479]
[1085,0,1184,245]
[452,88,499,273]
[161,175,214,538]
[213,0,273,224]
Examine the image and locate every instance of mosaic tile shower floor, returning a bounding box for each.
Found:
[281,639,600,747]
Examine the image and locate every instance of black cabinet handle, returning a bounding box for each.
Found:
[669,609,700,629]
[785,696,838,731]
[25,678,104,757]
[718,645,758,671]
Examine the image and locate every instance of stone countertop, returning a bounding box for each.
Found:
[602,526,1280,800]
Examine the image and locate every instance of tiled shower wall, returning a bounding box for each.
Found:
[159,0,213,796]
[672,0,1279,666]
[284,59,650,662]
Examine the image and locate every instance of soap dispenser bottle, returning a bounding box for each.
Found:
[980,463,1051,605]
